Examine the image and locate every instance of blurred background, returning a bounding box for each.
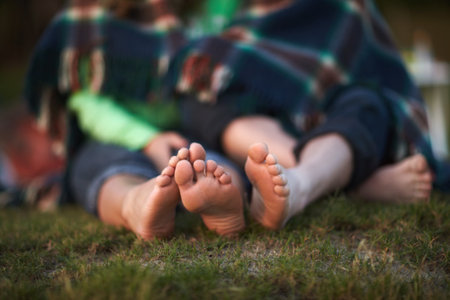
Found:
[0,0,449,106]
[0,0,449,205]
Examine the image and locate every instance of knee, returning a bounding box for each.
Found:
[222,117,255,155]
[223,116,258,144]
[225,116,278,135]
[223,116,298,168]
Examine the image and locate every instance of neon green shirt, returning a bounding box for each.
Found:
[68,91,179,150]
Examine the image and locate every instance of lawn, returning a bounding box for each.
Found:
[1,194,449,299]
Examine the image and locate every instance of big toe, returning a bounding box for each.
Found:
[175,160,195,187]
[189,143,207,163]
[411,154,429,173]
[248,143,269,164]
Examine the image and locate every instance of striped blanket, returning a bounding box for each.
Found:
[167,0,450,190]
[25,0,450,190]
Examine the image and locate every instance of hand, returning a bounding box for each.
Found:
[143,132,188,171]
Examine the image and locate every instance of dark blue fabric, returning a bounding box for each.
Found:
[167,0,449,190]
[294,86,391,189]
[69,141,158,215]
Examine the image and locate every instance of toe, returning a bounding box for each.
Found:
[219,173,232,184]
[193,160,206,178]
[266,153,278,165]
[189,143,207,163]
[248,143,269,163]
[214,165,225,178]
[274,185,290,196]
[272,174,287,185]
[177,148,189,160]
[417,182,432,192]
[412,154,429,173]
[156,174,172,187]
[174,160,195,186]
[268,164,282,176]
[206,160,218,175]
[161,166,174,177]
[420,172,433,183]
[168,156,179,168]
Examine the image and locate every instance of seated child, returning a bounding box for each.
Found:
[24,0,247,239]
[169,0,450,230]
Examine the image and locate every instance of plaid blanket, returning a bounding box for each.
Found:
[25,0,450,190]
[25,0,184,110]
[167,0,450,190]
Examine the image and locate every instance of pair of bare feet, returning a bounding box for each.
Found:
[122,141,433,240]
[122,143,245,240]
[245,143,433,230]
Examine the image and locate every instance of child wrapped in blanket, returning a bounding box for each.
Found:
[169,0,450,229]
[24,0,247,239]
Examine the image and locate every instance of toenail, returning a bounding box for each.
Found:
[178,148,189,159]
[193,160,205,171]
[266,154,278,164]
[169,156,179,165]
[268,164,281,175]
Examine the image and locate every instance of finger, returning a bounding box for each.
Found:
[156,154,171,172]
[169,135,189,148]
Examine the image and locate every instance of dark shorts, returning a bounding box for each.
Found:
[181,86,392,190]
[69,141,241,215]
[294,87,392,189]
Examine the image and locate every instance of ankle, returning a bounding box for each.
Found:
[121,185,142,230]
[285,168,311,216]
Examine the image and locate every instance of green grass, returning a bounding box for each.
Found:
[1,194,449,300]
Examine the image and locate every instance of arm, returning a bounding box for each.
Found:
[68,91,159,150]
[68,91,187,170]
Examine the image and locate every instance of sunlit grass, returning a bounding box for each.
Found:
[1,193,449,299]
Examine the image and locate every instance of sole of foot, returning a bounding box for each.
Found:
[122,161,180,240]
[174,145,245,237]
[353,154,433,203]
[245,142,294,230]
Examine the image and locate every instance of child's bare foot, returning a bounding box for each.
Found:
[353,154,433,203]
[245,143,308,230]
[122,156,181,240]
[250,0,293,15]
[174,153,245,237]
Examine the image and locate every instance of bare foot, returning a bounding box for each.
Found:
[122,156,181,240]
[245,143,307,230]
[250,0,293,15]
[174,150,245,237]
[353,154,433,203]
